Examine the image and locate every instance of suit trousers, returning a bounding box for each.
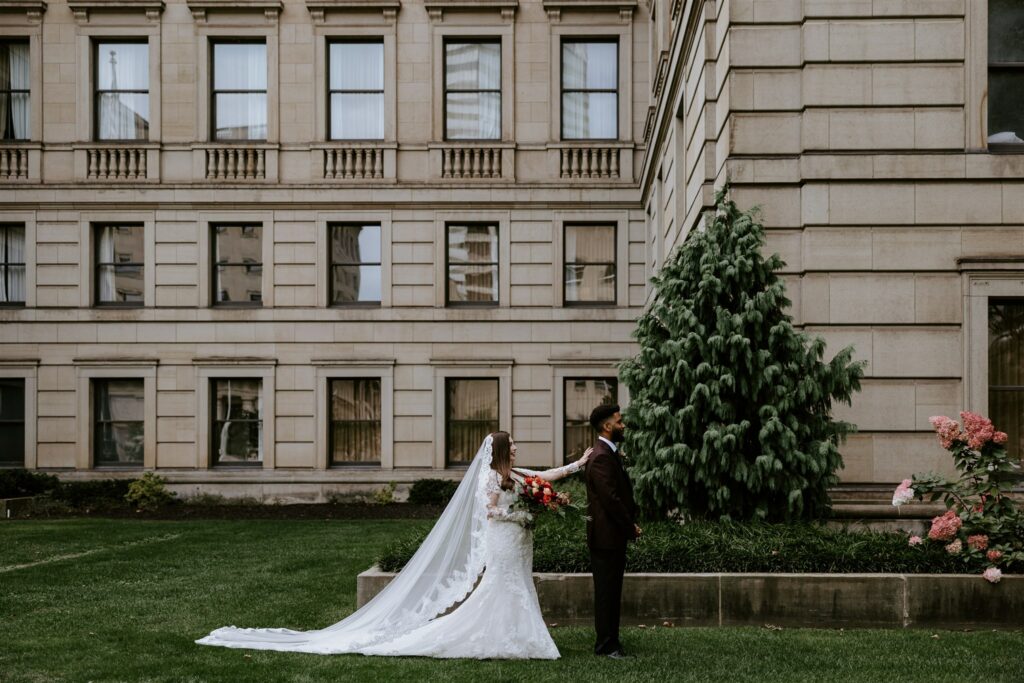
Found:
[590,546,627,654]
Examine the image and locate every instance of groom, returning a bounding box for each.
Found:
[584,404,640,659]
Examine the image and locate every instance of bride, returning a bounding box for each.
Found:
[196,431,591,659]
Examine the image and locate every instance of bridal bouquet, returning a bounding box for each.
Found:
[516,475,572,517]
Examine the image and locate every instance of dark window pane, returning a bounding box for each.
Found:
[447,224,497,264]
[331,224,380,264]
[330,378,382,465]
[0,378,25,420]
[214,225,262,304]
[213,43,267,90]
[566,224,615,263]
[94,379,144,467]
[332,422,382,464]
[212,379,262,465]
[97,225,144,264]
[331,379,381,421]
[989,301,1024,460]
[446,378,498,465]
[1,224,26,303]
[215,265,263,303]
[97,265,144,303]
[329,42,384,91]
[0,93,30,141]
[0,423,24,465]
[988,70,1024,145]
[214,93,267,141]
[447,264,498,303]
[564,378,616,463]
[565,264,616,303]
[214,225,263,263]
[990,0,1024,62]
[332,265,381,304]
[97,92,149,140]
[1,42,30,141]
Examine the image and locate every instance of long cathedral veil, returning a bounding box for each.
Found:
[196,436,495,654]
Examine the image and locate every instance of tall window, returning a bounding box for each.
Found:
[213,224,262,306]
[212,41,267,141]
[988,0,1024,147]
[329,378,381,466]
[561,39,618,140]
[0,224,25,305]
[0,378,25,467]
[330,223,381,305]
[93,379,144,467]
[212,379,262,466]
[0,40,29,141]
[564,378,617,464]
[564,224,616,305]
[446,378,498,466]
[95,225,144,306]
[447,223,498,305]
[328,40,384,140]
[444,40,500,140]
[95,41,149,141]
[990,301,1024,459]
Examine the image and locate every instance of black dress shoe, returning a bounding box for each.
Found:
[605,650,631,659]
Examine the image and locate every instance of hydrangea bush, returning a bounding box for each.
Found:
[893,411,1024,582]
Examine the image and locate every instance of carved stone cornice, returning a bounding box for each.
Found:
[186,0,283,23]
[305,0,400,24]
[423,0,517,23]
[542,0,636,22]
[0,0,47,23]
[67,0,164,23]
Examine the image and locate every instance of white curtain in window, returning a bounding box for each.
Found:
[562,42,617,139]
[446,43,500,140]
[214,43,267,141]
[1,227,25,303]
[97,226,116,302]
[1,42,30,141]
[97,43,149,141]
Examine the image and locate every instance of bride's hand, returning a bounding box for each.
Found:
[577,447,595,468]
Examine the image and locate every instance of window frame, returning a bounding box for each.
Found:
[987,297,1024,459]
[0,222,26,307]
[444,376,500,468]
[445,221,500,308]
[987,1,1024,153]
[92,38,150,143]
[562,222,618,307]
[328,222,382,308]
[210,377,264,468]
[442,37,502,142]
[0,38,31,142]
[91,377,145,469]
[327,377,383,467]
[326,37,385,142]
[560,36,619,142]
[211,222,264,308]
[209,38,268,143]
[562,376,618,465]
[93,223,145,308]
[0,377,26,468]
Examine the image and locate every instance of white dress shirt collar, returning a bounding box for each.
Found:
[598,436,618,453]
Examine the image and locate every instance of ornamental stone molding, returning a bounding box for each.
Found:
[0,0,47,22]
[66,0,164,23]
[186,0,283,23]
[305,0,401,24]
[423,0,518,23]
[541,0,636,23]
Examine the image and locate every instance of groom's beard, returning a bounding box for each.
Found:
[610,428,625,443]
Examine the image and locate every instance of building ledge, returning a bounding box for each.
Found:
[67,0,164,22]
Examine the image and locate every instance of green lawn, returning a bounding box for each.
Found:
[2,519,1022,683]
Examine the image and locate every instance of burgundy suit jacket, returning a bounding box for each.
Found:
[584,439,639,550]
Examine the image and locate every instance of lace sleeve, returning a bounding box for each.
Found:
[485,470,531,525]
[515,460,582,482]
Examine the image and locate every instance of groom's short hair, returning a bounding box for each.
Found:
[589,403,620,432]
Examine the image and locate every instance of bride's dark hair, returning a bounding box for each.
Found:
[489,431,515,491]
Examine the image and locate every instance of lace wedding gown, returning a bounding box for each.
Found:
[196,436,579,660]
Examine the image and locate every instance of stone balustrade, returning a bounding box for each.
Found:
[441,145,504,179]
[560,146,620,179]
[205,146,266,180]
[0,147,30,180]
[85,146,148,180]
[323,146,384,180]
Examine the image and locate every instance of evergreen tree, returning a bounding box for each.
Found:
[620,188,866,521]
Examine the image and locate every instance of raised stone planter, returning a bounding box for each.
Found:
[357,568,1023,629]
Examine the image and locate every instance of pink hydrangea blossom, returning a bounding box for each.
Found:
[928,510,962,542]
[929,415,964,449]
[892,479,915,507]
[960,411,996,450]
[967,534,989,551]
[983,567,1002,584]
[987,549,1003,562]
[994,431,1008,445]
[945,539,963,555]
[908,535,923,547]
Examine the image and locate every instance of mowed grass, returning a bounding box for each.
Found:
[2,519,1023,683]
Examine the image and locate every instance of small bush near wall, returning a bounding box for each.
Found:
[0,469,61,498]
[376,514,1017,575]
[407,479,459,506]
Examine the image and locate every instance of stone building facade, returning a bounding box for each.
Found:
[1,0,1021,502]
[642,0,1024,493]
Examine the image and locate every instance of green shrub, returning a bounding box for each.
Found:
[376,514,995,575]
[407,479,458,506]
[0,469,61,498]
[125,472,176,511]
[54,479,134,508]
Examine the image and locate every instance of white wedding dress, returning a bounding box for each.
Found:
[196,436,579,659]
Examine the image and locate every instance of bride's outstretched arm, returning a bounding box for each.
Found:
[516,448,593,482]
